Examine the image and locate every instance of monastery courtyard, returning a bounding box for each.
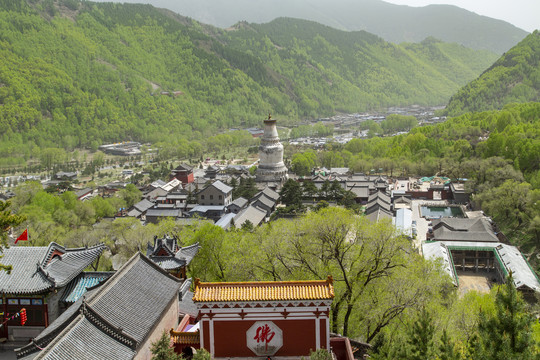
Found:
[456,270,494,296]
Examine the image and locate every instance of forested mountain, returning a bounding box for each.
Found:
[445,31,540,116]
[0,0,497,164]
[99,0,529,54]
[217,18,497,116]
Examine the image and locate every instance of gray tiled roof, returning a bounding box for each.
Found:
[148,256,185,270]
[147,235,178,257]
[366,198,392,213]
[178,279,197,318]
[148,240,199,270]
[260,187,280,201]
[88,253,182,343]
[367,209,393,223]
[368,192,390,204]
[0,243,105,295]
[347,185,370,198]
[18,253,183,359]
[230,197,248,209]
[215,213,235,229]
[145,208,181,218]
[44,244,107,288]
[233,205,266,228]
[209,180,232,194]
[177,243,200,266]
[132,199,154,213]
[252,194,275,211]
[0,247,51,294]
[33,317,136,360]
[432,218,498,242]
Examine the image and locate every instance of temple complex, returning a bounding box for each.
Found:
[256,114,288,183]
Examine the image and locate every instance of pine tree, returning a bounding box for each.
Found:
[439,329,460,360]
[150,331,182,360]
[406,307,435,360]
[475,273,535,360]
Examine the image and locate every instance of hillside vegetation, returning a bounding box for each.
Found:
[106,0,528,54]
[0,0,497,166]
[445,31,540,116]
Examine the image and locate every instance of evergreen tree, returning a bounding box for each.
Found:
[474,274,535,360]
[279,179,303,211]
[192,349,213,360]
[150,331,182,360]
[439,329,460,360]
[406,307,436,360]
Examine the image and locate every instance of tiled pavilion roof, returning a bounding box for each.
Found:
[193,276,335,303]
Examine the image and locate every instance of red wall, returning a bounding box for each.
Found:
[173,172,194,184]
[210,319,317,357]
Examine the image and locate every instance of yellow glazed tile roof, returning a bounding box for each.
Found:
[170,330,200,344]
[193,276,334,302]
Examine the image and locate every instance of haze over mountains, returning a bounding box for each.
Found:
[100,0,529,54]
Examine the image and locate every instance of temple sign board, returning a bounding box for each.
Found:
[246,321,283,356]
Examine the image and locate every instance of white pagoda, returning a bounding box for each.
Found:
[256,114,288,183]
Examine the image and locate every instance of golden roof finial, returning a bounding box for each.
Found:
[268,113,272,120]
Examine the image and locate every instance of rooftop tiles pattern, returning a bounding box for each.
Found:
[88,253,182,343]
[34,317,136,360]
[0,243,105,295]
[17,253,184,360]
[193,277,334,302]
[44,244,107,288]
[60,272,112,303]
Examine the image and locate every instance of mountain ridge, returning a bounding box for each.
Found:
[0,0,498,164]
[94,0,529,54]
[444,31,540,116]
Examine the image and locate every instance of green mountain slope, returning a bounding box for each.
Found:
[217,18,498,115]
[0,0,497,160]
[445,31,540,116]
[102,0,529,54]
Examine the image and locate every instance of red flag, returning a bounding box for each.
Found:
[15,229,28,244]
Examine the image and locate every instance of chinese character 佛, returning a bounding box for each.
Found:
[254,324,275,350]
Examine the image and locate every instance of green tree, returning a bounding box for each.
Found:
[474,274,535,360]
[118,184,142,208]
[279,179,303,211]
[0,201,26,272]
[406,307,436,360]
[302,180,318,200]
[192,349,212,360]
[150,331,182,360]
[310,349,332,360]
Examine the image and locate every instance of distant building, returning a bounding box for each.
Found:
[256,114,288,183]
[170,163,194,184]
[146,235,200,279]
[197,180,232,206]
[98,142,141,156]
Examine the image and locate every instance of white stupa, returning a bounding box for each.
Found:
[256,114,288,183]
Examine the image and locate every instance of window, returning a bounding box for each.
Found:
[201,195,205,200]
[210,195,214,200]
[219,195,222,200]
